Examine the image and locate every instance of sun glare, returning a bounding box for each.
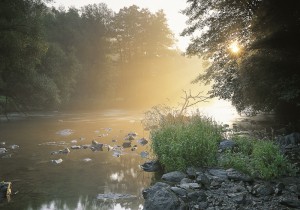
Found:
[229,41,240,54]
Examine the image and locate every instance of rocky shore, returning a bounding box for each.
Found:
[142,132,300,210]
[143,168,300,210]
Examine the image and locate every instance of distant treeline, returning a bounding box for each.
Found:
[0,0,192,113]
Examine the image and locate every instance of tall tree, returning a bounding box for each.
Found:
[182,0,300,119]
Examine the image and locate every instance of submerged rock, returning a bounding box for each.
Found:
[137,137,148,146]
[56,129,73,136]
[140,160,162,172]
[96,193,136,200]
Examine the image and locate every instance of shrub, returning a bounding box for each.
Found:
[219,136,297,179]
[150,114,222,171]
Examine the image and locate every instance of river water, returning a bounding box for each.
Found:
[0,110,155,210]
[0,101,282,210]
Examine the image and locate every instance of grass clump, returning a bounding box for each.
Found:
[219,136,297,179]
[150,114,222,172]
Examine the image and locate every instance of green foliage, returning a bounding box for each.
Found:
[183,0,300,118]
[151,114,222,171]
[219,136,297,179]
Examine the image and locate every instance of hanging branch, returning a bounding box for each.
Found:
[179,89,210,115]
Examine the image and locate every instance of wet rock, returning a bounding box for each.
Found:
[51,158,63,164]
[0,148,7,155]
[9,145,19,150]
[122,142,131,148]
[70,145,81,149]
[82,158,92,162]
[140,160,162,172]
[0,182,12,198]
[61,148,70,154]
[143,182,181,210]
[186,167,202,179]
[137,137,148,146]
[91,140,103,151]
[162,171,187,183]
[140,151,149,158]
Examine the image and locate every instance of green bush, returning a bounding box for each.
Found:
[219,136,297,179]
[151,114,222,171]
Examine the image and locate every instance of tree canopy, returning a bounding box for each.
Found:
[182,0,300,119]
[0,1,183,113]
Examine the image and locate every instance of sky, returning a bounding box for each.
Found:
[47,0,190,51]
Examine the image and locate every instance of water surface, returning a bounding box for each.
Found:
[0,110,154,210]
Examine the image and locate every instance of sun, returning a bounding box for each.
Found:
[229,41,240,54]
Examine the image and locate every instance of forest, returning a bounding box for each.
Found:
[0,0,196,114]
[1,0,300,123]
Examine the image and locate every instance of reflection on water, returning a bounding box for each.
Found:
[0,110,153,210]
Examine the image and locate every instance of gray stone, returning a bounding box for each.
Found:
[180,178,194,184]
[187,191,207,202]
[277,132,300,146]
[143,182,181,210]
[219,140,236,151]
[279,199,300,208]
[162,171,187,183]
[140,160,162,172]
[208,169,228,180]
[0,148,7,155]
[196,173,211,187]
[171,187,187,197]
[179,183,201,190]
[226,168,253,182]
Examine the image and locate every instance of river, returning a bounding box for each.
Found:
[0,101,278,210]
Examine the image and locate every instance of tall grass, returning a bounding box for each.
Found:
[219,136,297,179]
[151,114,222,171]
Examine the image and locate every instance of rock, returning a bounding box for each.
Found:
[143,182,181,210]
[180,183,201,190]
[253,183,274,196]
[92,140,103,149]
[70,145,81,149]
[122,142,131,148]
[187,191,207,202]
[140,151,149,158]
[51,159,63,164]
[171,187,187,198]
[162,171,187,183]
[61,148,70,154]
[0,182,12,198]
[9,144,19,150]
[82,158,92,162]
[219,139,236,151]
[277,132,300,146]
[208,168,228,181]
[279,199,300,208]
[226,168,253,182]
[180,178,194,184]
[56,129,73,136]
[186,167,202,179]
[137,137,148,146]
[196,173,211,187]
[140,160,162,172]
[0,148,7,154]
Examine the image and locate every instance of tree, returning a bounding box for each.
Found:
[182,0,300,120]
[0,0,55,112]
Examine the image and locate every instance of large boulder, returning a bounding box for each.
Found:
[143,182,182,210]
